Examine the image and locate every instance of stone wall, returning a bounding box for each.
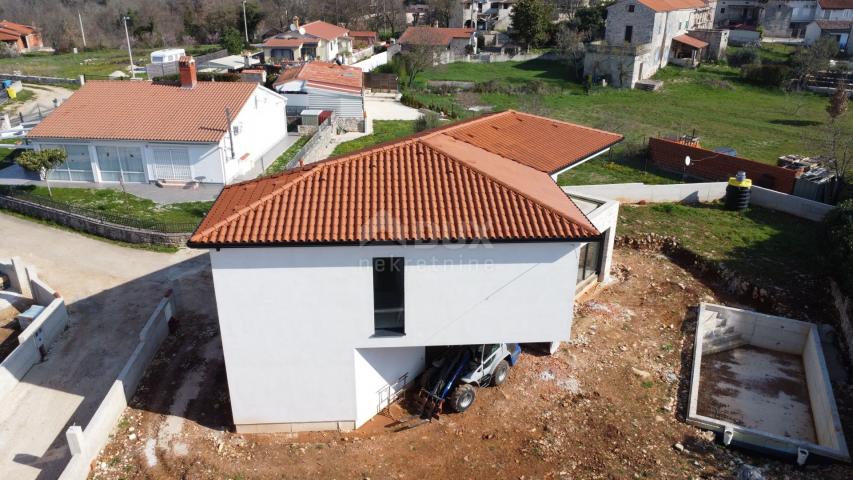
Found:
[0,73,81,86]
[336,116,365,133]
[0,196,192,246]
[290,121,336,167]
[688,29,730,60]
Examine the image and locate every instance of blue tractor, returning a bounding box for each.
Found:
[418,343,522,419]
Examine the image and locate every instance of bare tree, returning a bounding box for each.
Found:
[556,24,584,80]
[400,42,442,87]
[823,82,852,202]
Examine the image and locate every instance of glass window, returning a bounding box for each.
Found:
[373,257,405,335]
[96,146,145,183]
[576,240,603,286]
[45,144,94,182]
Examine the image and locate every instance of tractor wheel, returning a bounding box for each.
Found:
[448,384,476,413]
[491,360,510,386]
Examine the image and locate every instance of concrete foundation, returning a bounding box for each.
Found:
[687,303,850,463]
[236,420,356,434]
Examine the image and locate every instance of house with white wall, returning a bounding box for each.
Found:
[398,26,477,63]
[188,110,623,433]
[261,20,353,63]
[273,61,365,131]
[452,0,516,31]
[26,57,288,186]
[804,0,853,50]
[584,0,719,88]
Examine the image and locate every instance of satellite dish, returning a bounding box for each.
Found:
[289,23,296,31]
[298,26,306,35]
[684,156,691,167]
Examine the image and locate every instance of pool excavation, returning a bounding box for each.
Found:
[687,303,850,464]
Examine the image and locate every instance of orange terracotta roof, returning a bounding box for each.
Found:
[28,80,259,143]
[398,27,475,46]
[273,61,363,93]
[818,0,853,9]
[0,20,36,35]
[637,0,706,12]
[672,34,709,49]
[302,20,350,41]
[189,111,619,247]
[442,111,623,174]
[349,31,378,39]
[263,37,310,48]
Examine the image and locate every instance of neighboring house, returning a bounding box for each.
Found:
[584,0,720,88]
[349,31,379,48]
[406,4,434,25]
[715,0,824,39]
[0,20,43,54]
[398,26,477,62]
[273,61,365,130]
[26,58,288,186]
[261,20,353,63]
[188,110,622,433]
[452,0,515,31]
[804,0,853,50]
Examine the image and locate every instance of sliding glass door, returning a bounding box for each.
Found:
[95,146,146,183]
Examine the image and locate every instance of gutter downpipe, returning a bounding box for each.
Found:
[660,11,670,69]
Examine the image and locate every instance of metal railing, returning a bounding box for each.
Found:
[0,186,200,233]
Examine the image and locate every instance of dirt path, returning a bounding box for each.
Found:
[7,84,74,119]
[0,212,207,480]
[90,249,853,480]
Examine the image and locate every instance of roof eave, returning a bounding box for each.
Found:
[547,137,625,175]
[187,234,601,250]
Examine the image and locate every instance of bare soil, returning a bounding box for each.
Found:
[90,249,853,479]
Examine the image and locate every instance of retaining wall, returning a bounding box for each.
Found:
[291,121,336,167]
[648,137,799,194]
[0,195,192,246]
[0,256,31,297]
[0,73,81,86]
[0,263,68,403]
[59,292,176,480]
[563,182,833,221]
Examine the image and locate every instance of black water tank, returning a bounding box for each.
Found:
[725,171,751,211]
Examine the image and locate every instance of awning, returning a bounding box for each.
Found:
[672,34,709,49]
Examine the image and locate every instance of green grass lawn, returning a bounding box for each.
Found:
[18,186,211,227]
[559,157,681,186]
[265,136,310,175]
[331,121,418,156]
[618,202,824,294]
[0,139,22,169]
[0,45,219,79]
[1,89,35,112]
[408,56,853,167]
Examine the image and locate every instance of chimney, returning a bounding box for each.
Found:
[178,56,197,89]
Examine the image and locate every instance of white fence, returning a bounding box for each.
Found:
[0,258,68,403]
[59,291,177,480]
[353,51,389,72]
[563,182,834,222]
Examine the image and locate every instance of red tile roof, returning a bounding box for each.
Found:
[263,37,309,48]
[302,20,350,41]
[672,34,709,49]
[815,20,853,30]
[0,20,36,35]
[818,0,853,9]
[28,80,259,143]
[273,61,363,93]
[398,27,475,46]
[189,111,622,247]
[637,0,706,12]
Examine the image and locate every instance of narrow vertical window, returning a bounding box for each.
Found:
[628,4,635,12]
[624,26,634,43]
[373,257,405,335]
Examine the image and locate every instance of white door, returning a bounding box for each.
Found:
[152,148,192,181]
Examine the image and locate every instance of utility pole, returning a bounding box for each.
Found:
[122,16,136,79]
[78,11,87,48]
[242,0,250,43]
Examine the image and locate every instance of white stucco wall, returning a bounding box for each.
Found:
[223,86,289,182]
[353,346,425,426]
[209,241,582,428]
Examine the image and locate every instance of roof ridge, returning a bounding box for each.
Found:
[422,136,598,236]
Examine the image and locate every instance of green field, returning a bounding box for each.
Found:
[619,202,824,294]
[331,121,418,156]
[0,45,219,80]
[408,55,852,167]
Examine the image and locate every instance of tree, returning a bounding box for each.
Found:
[556,25,585,80]
[428,0,455,27]
[571,3,609,41]
[220,26,245,54]
[17,149,67,197]
[510,0,552,50]
[399,43,441,88]
[822,81,852,203]
[792,36,838,87]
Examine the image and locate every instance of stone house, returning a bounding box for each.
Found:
[715,0,820,38]
[804,0,853,50]
[261,20,353,63]
[584,0,719,88]
[0,20,43,54]
[398,26,477,63]
[452,0,516,31]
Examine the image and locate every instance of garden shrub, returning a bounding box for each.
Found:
[726,48,759,67]
[741,64,792,86]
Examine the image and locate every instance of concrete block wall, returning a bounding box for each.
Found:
[59,292,176,480]
[564,182,727,204]
[750,186,833,222]
[649,138,798,194]
[700,310,747,355]
[0,256,31,297]
[803,328,847,453]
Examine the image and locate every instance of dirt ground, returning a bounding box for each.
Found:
[91,249,853,480]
